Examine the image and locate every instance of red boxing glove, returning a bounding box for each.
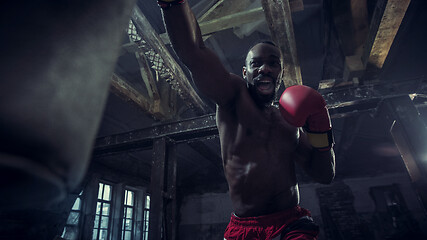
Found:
[279,85,334,151]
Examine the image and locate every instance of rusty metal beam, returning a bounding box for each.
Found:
[93,114,218,156]
[362,0,411,72]
[96,76,427,156]
[261,0,302,87]
[165,143,177,240]
[130,7,210,115]
[148,138,167,240]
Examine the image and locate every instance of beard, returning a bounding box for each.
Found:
[247,79,276,108]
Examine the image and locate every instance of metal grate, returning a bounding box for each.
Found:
[127,20,142,42]
[127,20,191,107]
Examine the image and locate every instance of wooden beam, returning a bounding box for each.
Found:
[135,50,160,101]
[331,0,370,82]
[363,0,411,70]
[160,0,304,44]
[110,73,168,120]
[130,7,210,115]
[261,0,302,87]
[200,7,265,36]
[199,0,303,22]
[198,0,256,22]
[161,0,257,44]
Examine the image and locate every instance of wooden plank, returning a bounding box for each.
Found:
[261,0,302,87]
[363,0,411,70]
[110,73,168,120]
[130,7,210,115]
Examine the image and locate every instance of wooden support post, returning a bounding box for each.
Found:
[261,0,302,87]
[386,96,427,213]
[148,137,177,240]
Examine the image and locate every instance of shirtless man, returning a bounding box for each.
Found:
[157,1,335,239]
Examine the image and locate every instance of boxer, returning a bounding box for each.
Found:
[158,1,335,239]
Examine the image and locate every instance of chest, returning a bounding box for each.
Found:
[219,107,299,156]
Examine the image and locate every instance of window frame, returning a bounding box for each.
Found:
[92,181,114,240]
[142,194,151,240]
[121,188,136,240]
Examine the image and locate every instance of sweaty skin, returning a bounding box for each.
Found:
[161,2,335,218]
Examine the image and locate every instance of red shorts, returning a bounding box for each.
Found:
[224,206,319,240]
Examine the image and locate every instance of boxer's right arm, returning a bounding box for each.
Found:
[160,1,240,106]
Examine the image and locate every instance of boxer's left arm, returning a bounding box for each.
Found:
[279,85,335,184]
[294,131,335,184]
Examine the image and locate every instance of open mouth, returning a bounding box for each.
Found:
[255,77,274,93]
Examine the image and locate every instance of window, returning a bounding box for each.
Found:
[93,182,112,240]
[142,195,150,240]
[121,189,135,240]
[61,191,83,240]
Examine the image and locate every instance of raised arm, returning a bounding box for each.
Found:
[159,0,241,106]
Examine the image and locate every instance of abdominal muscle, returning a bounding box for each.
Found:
[217,101,301,217]
[224,154,300,217]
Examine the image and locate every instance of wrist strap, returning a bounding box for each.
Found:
[305,129,334,151]
[158,0,185,9]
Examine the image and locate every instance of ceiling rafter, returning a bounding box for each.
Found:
[159,0,304,44]
[261,0,302,87]
[135,49,160,101]
[333,0,370,82]
[362,0,411,79]
[198,0,257,22]
[130,6,211,115]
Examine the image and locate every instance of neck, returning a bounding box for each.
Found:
[247,83,274,109]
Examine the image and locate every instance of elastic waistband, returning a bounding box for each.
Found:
[230,206,310,227]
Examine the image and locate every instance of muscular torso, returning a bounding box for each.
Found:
[217,79,303,217]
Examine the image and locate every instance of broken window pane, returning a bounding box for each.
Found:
[66,212,80,225]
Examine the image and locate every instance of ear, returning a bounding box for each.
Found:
[242,66,247,79]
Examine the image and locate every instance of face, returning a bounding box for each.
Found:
[243,43,282,107]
